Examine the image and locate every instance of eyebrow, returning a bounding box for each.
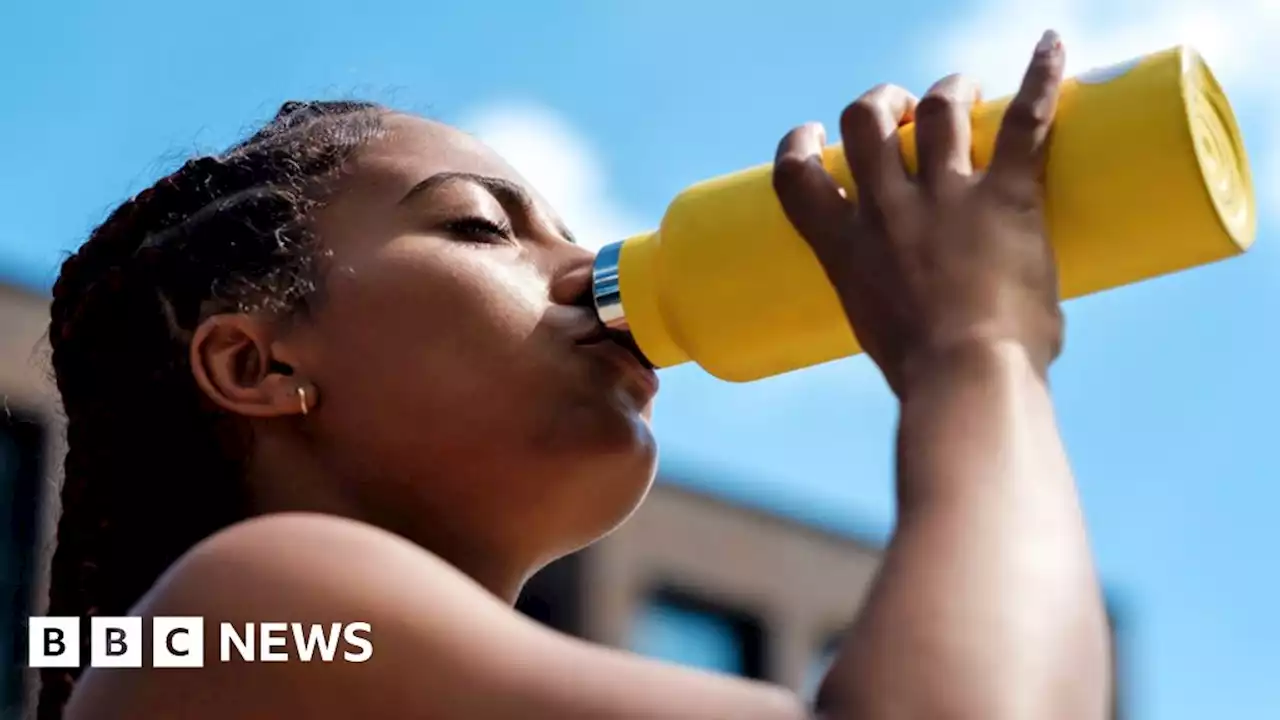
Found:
[398,170,579,245]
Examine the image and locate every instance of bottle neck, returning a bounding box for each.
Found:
[591,240,629,332]
[591,235,691,370]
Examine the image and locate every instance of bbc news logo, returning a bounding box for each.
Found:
[29,617,373,668]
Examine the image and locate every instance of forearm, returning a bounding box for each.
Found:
[819,341,1109,719]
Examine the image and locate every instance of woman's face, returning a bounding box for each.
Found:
[268,114,659,571]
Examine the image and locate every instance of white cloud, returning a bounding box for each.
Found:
[932,0,1278,211]
[936,0,1275,96]
[459,103,648,251]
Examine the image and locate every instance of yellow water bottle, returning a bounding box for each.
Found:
[591,46,1256,382]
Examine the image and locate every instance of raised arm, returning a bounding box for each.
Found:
[816,341,1107,719]
[773,31,1110,719]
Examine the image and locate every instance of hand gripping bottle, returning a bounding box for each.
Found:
[591,46,1256,382]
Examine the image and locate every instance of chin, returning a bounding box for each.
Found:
[557,434,659,551]
[606,438,659,512]
[576,389,657,456]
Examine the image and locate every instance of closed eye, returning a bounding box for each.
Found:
[443,217,514,245]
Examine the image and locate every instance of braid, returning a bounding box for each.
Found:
[37,101,386,719]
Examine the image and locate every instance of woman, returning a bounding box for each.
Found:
[41,31,1108,719]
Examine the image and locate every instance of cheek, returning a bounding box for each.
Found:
[307,242,558,448]
[331,239,549,357]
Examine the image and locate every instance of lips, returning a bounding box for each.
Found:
[575,329,660,399]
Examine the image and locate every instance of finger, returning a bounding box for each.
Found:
[915,73,982,194]
[773,122,849,242]
[986,30,1066,205]
[839,84,919,208]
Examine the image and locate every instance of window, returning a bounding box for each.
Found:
[0,409,45,716]
[630,589,766,679]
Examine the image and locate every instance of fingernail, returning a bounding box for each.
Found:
[1036,29,1062,55]
[809,121,827,143]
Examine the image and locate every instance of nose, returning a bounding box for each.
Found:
[548,245,599,309]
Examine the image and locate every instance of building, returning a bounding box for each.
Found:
[520,486,1126,717]
[518,483,882,697]
[0,278,1122,717]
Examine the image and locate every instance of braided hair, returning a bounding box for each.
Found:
[38,100,386,719]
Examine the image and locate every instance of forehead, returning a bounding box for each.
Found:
[342,114,540,203]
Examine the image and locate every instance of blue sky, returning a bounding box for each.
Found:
[2,1,1277,717]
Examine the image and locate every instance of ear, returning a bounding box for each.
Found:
[189,314,315,418]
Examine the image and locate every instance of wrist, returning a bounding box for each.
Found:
[899,337,1048,401]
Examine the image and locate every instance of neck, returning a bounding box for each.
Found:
[243,432,536,605]
[427,543,535,605]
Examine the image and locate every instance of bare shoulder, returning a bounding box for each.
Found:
[143,511,488,612]
[63,513,501,719]
[66,513,809,720]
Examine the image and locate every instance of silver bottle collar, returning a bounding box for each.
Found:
[591,240,628,331]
